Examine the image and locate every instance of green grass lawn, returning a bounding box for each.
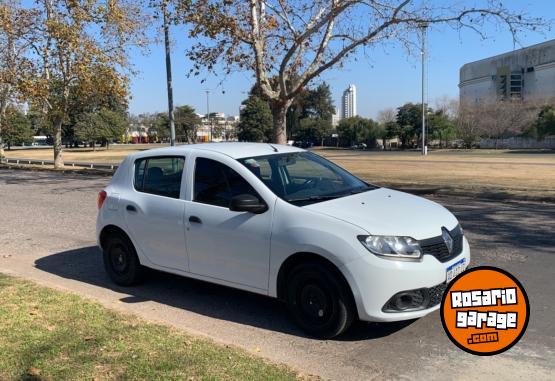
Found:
[0,274,301,381]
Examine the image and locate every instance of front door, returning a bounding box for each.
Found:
[185,156,272,291]
[123,156,189,271]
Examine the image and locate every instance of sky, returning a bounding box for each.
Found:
[128,1,555,119]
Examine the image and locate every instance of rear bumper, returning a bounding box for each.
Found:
[341,237,470,322]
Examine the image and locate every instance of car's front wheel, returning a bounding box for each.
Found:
[286,262,355,339]
[103,232,144,286]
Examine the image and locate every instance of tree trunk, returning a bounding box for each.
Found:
[53,118,64,169]
[270,100,291,145]
[0,98,7,159]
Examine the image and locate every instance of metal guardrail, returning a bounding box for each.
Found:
[2,157,119,171]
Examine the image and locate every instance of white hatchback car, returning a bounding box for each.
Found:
[97,143,470,338]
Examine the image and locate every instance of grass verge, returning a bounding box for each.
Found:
[0,274,300,381]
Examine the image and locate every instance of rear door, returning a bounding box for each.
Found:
[123,156,189,271]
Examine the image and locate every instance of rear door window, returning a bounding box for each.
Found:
[134,156,185,199]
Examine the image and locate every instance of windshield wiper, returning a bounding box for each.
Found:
[349,186,374,195]
[288,194,343,204]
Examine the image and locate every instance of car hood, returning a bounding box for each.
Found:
[304,188,459,240]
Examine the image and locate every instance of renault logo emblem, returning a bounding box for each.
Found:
[442,228,454,254]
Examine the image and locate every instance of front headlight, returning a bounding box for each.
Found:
[358,235,422,260]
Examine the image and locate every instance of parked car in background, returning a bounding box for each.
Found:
[293,141,314,148]
[97,143,470,338]
[349,143,367,150]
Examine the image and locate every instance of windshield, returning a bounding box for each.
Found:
[238,151,378,205]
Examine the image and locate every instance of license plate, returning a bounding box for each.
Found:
[446,258,467,283]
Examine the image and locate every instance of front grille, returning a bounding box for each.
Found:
[420,225,464,263]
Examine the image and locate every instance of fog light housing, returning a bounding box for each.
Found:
[383,290,428,312]
[382,283,447,312]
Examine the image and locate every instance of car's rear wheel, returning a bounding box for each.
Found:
[103,232,143,286]
[286,262,355,339]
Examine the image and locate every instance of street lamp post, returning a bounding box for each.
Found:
[420,23,428,156]
[163,1,176,146]
[205,90,212,142]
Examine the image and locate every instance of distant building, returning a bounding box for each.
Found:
[341,84,357,119]
[332,112,341,127]
[125,124,151,144]
[198,112,239,142]
[459,39,555,104]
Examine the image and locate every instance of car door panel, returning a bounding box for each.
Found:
[123,156,189,271]
[185,201,272,289]
[124,193,187,271]
[184,154,273,290]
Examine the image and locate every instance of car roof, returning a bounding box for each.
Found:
[132,142,305,160]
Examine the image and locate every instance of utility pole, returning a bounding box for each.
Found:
[421,23,428,156]
[205,90,212,142]
[163,1,176,146]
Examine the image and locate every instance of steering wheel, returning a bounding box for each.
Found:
[302,177,321,188]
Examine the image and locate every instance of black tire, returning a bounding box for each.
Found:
[102,232,144,286]
[286,262,356,339]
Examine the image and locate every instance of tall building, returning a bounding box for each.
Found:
[459,39,555,104]
[341,84,357,119]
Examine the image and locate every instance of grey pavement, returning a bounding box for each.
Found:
[0,168,554,380]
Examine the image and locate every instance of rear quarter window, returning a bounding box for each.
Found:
[133,156,185,199]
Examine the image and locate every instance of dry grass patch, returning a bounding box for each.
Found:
[4,146,555,197]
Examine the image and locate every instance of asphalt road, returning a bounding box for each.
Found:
[1,168,554,380]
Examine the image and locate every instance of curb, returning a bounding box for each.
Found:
[0,162,114,177]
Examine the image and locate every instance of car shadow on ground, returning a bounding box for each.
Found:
[35,246,415,342]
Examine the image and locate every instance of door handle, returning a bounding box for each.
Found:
[126,205,137,212]
[189,216,202,224]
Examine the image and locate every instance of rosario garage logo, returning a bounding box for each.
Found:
[440,266,529,355]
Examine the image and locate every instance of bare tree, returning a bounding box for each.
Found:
[456,100,486,148]
[434,95,459,119]
[457,97,542,148]
[377,108,397,125]
[177,0,546,144]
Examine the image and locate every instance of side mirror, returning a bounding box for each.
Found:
[229,194,268,214]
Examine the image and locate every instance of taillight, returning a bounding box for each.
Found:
[98,190,107,209]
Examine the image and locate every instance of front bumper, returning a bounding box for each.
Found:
[341,236,470,322]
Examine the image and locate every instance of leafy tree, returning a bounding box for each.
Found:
[65,65,129,146]
[150,112,170,140]
[175,105,201,143]
[337,116,379,147]
[396,103,421,147]
[3,0,148,168]
[74,109,128,150]
[74,112,100,149]
[97,109,128,149]
[0,4,35,157]
[382,121,400,149]
[532,105,555,139]
[177,0,543,144]
[297,118,332,146]
[1,107,33,149]
[237,95,273,142]
[293,82,335,145]
[428,110,456,147]
[303,83,335,121]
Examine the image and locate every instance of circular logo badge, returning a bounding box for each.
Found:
[440,266,529,356]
